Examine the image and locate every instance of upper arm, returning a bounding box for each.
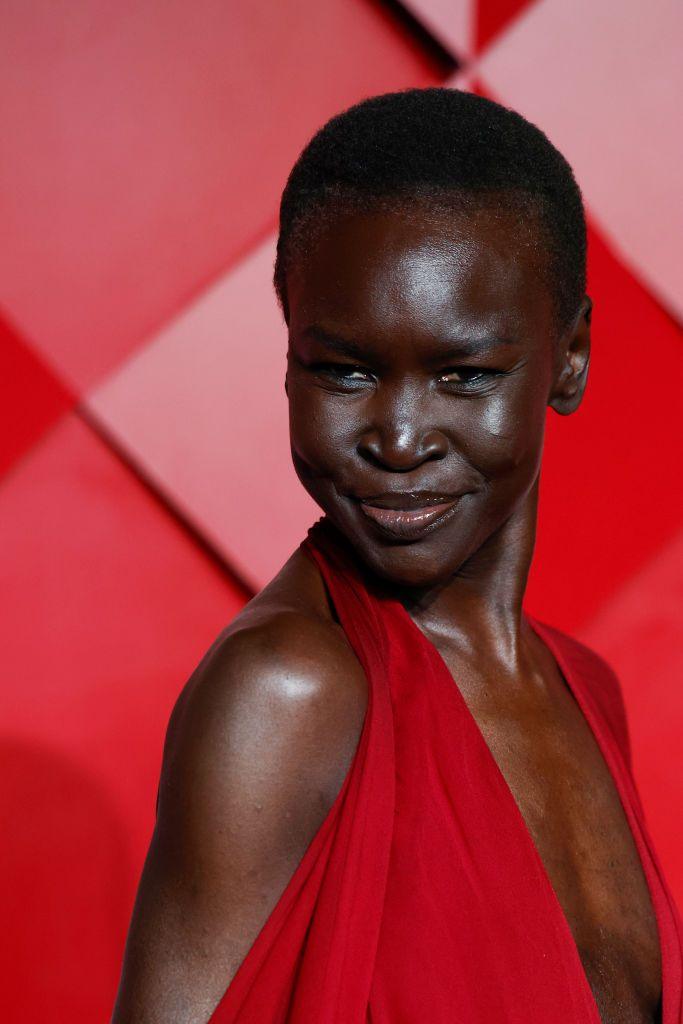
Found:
[111,611,367,1024]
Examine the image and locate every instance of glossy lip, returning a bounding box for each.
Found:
[352,490,461,510]
[353,495,463,541]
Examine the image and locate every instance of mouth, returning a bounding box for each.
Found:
[349,491,464,542]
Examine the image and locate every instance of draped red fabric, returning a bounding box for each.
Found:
[210,516,683,1023]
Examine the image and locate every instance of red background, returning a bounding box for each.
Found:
[1,2,681,1019]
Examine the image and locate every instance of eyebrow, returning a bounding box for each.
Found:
[300,325,372,360]
[300,324,516,360]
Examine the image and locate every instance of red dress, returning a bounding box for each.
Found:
[209,515,683,1023]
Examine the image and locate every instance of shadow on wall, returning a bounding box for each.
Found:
[0,738,132,1021]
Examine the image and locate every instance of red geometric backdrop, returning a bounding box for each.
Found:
[1,2,681,1020]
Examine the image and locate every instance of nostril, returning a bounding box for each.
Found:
[358,429,448,471]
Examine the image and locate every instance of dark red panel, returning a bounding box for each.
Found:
[583,528,683,905]
[0,313,74,478]
[0,413,247,1021]
[476,0,537,53]
[526,220,683,631]
[0,740,131,1018]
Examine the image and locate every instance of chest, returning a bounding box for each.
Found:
[446,652,662,1024]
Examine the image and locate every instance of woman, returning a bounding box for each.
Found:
[112,88,681,1023]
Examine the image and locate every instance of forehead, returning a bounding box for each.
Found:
[286,204,554,344]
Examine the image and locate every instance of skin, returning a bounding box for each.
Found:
[111,203,662,1024]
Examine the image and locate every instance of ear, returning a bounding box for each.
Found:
[548,295,592,416]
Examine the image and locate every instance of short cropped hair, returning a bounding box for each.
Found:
[273,87,586,333]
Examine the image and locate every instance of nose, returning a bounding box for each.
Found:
[356,382,449,471]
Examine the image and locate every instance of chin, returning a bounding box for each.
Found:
[356,536,464,589]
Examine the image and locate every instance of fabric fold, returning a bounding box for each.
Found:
[209,515,682,1023]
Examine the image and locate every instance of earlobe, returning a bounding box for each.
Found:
[548,295,592,417]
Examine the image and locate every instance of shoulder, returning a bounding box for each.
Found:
[112,555,369,1020]
[531,616,633,772]
[160,548,369,823]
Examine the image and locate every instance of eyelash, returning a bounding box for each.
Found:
[315,363,499,390]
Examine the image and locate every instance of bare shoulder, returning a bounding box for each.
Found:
[111,546,367,1023]
[163,544,368,812]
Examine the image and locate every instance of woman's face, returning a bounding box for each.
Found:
[285,202,585,587]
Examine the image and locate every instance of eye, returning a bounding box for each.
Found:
[438,367,498,389]
[314,363,374,386]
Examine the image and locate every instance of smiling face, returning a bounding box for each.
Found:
[285,200,589,587]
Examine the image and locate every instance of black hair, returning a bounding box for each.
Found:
[273,87,586,333]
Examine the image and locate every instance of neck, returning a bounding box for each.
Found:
[383,478,541,671]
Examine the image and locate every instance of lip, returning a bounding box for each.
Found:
[352,490,461,510]
[353,493,463,541]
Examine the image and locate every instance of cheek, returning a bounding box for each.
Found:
[289,389,354,469]
[466,387,547,478]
